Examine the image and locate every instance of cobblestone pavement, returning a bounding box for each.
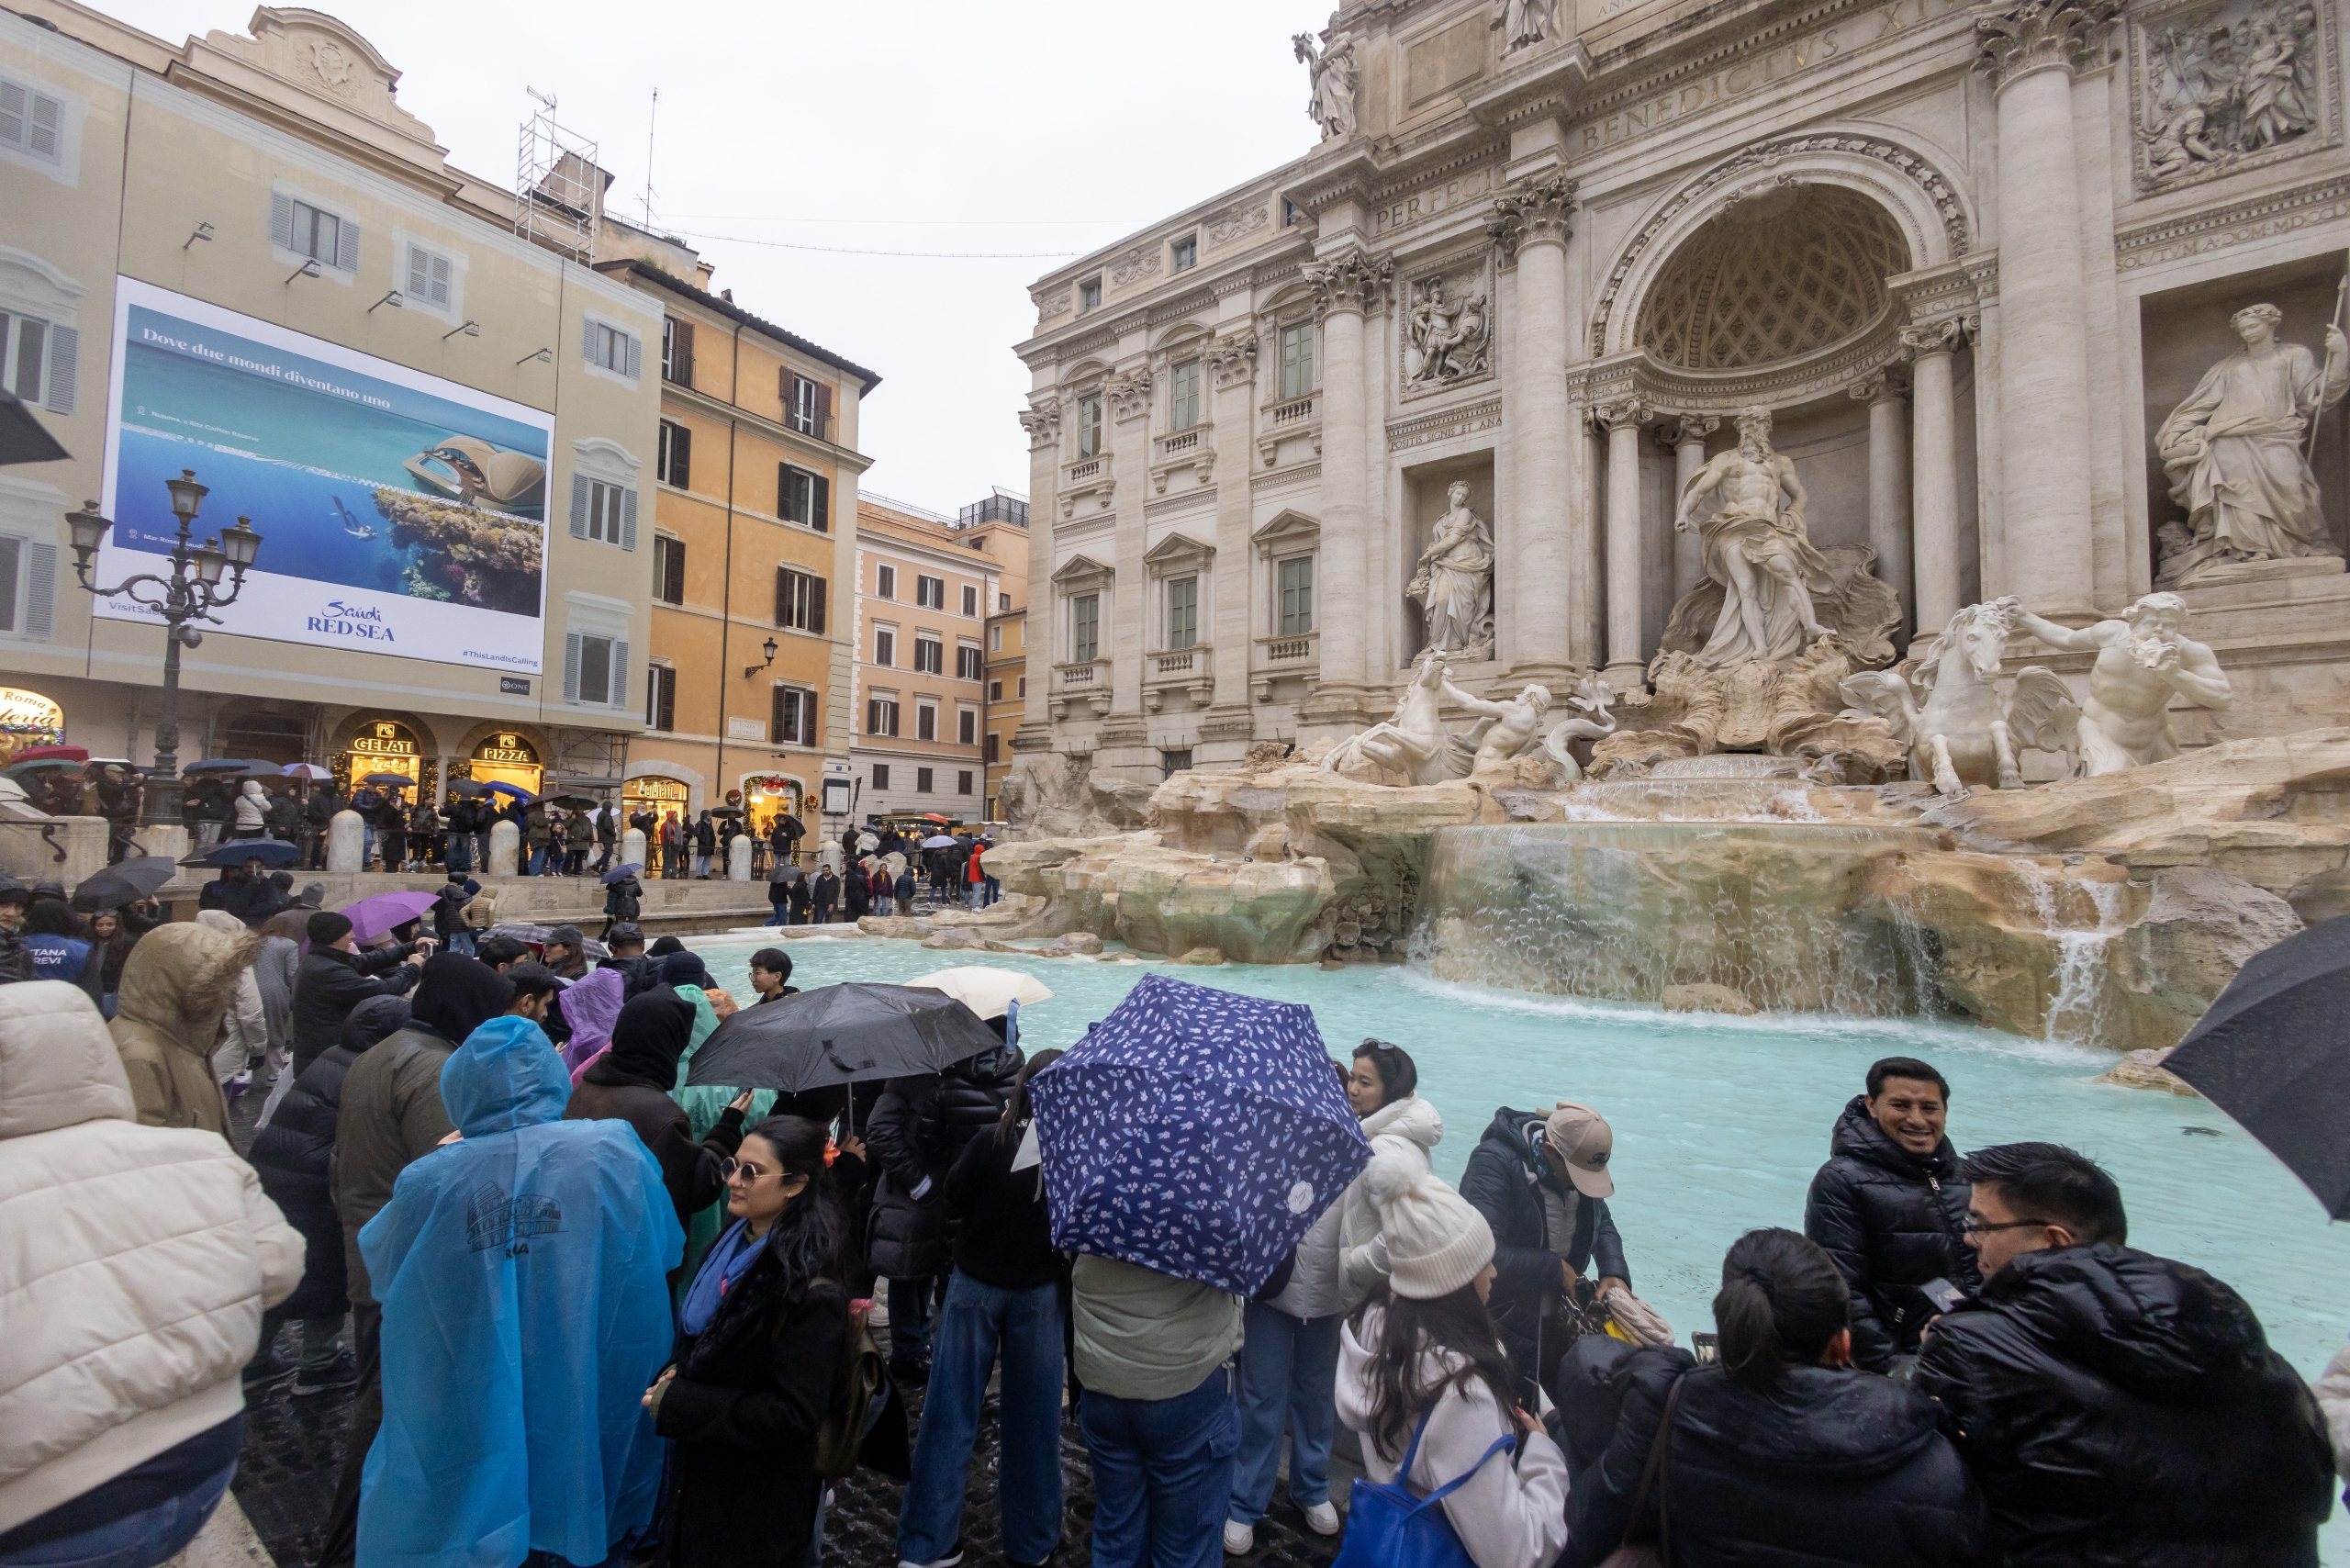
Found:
[228,1095,1348,1568]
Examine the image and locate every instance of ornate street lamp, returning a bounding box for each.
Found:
[66,468,265,830]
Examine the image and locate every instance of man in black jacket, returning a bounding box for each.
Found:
[1805,1056,1976,1375]
[288,911,427,1073]
[1917,1142,2333,1566]
[1460,1102,1630,1386]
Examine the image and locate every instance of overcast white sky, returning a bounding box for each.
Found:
[90,0,1341,515]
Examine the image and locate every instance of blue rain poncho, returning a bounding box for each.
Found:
[357,1015,686,1568]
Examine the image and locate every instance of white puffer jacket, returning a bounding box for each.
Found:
[1339,1092,1445,1305]
[0,982,302,1536]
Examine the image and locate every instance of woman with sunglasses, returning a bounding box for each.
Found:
[646,1114,850,1568]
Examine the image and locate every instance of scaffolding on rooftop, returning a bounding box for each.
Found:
[515,90,604,264]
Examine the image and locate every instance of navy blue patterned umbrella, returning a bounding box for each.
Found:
[1027,973,1371,1295]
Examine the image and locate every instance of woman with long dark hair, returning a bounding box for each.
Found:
[648,1114,851,1568]
[895,1048,1068,1568]
[1334,1156,1569,1568]
[1561,1228,1986,1568]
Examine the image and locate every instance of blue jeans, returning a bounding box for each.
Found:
[526,845,548,876]
[447,930,476,958]
[888,1275,936,1367]
[1230,1301,1340,1523]
[0,1462,232,1568]
[1080,1365,1239,1568]
[897,1275,1065,1565]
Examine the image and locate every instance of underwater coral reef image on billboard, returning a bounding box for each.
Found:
[97,276,553,673]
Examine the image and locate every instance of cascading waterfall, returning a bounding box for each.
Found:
[2037,875,2125,1045]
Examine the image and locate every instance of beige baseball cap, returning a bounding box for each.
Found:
[1545,1102,1617,1198]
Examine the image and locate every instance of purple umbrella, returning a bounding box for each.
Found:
[1027,973,1371,1295]
[340,890,440,943]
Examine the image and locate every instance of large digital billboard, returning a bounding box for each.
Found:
[98,277,553,673]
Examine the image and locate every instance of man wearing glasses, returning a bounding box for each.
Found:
[1916,1142,2332,1565]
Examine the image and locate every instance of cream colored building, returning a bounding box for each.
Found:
[1012,0,2350,790]
[0,3,658,795]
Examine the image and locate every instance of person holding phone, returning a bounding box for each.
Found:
[1804,1057,1976,1378]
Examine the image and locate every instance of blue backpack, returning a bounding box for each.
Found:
[1332,1409,1516,1568]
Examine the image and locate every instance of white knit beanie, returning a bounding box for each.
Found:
[1366,1149,1494,1300]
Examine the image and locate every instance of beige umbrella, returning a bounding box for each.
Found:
[906,965,1055,1020]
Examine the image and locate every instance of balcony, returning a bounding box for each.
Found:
[1259,393,1320,466]
[1251,632,1318,701]
[1059,452,1115,521]
[1051,659,1113,720]
[1144,644,1214,711]
[1151,423,1214,495]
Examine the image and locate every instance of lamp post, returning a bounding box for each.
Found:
[65,468,264,830]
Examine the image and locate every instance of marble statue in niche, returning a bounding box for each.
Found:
[2155,301,2348,584]
[2143,0,2323,181]
[2008,592,2235,774]
[1404,276,1493,385]
[1408,481,1495,659]
[1672,407,1835,666]
[1293,26,1360,142]
[1499,0,1561,53]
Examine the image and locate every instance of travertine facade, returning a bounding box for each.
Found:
[1012,0,2350,792]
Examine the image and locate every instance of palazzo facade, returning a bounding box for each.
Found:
[1011,0,2350,786]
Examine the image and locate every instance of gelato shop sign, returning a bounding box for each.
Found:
[98,277,552,674]
[0,688,65,763]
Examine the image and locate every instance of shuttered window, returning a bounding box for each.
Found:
[405,244,453,308]
[916,705,937,743]
[663,318,695,386]
[778,464,830,531]
[658,420,692,488]
[273,195,358,272]
[0,532,54,640]
[0,309,73,412]
[565,632,630,706]
[645,664,677,731]
[0,77,63,162]
[784,372,834,440]
[772,686,817,747]
[913,636,943,676]
[1167,576,1198,650]
[957,644,983,680]
[582,319,642,380]
[776,567,825,633]
[917,767,934,793]
[957,709,977,745]
[655,537,686,605]
[568,476,638,550]
[1072,593,1099,664]
[867,698,899,738]
[1169,360,1201,431]
[1279,557,1314,635]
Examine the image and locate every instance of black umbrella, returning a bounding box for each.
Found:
[184,758,282,776]
[686,982,1002,1092]
[71,857,178,912]
[0,386,68,465]
[2165,916,2350,1217]
[184,837,302,868]
[446,779,492,797]
[778,813,806,840]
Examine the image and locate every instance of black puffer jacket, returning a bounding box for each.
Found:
[1459,1105,1630,1372]
[1804,1096,1976,1371]
[1915,1244,2333,1567]
[1562,1351,1989,1568]
[289,942,419,1072]
[248,995,411,1320]
[865,1073,946,1279]
[922,1042,1024,1245]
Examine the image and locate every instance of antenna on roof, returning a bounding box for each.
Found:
[643,87,659,231]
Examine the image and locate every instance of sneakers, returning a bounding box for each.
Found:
[1302,1501,1341,1536]
[897,1544,963,1568]
[291,1352,360,1397]
[1223,1521,1254,1556]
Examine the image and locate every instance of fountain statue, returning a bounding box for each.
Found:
[1322,651,1617,786]
[2155,302,2347,585]
[1407,480,1495,659]
[1674,407,1835,667]
[2008,592,2233,774]
[1841,598,2078,798]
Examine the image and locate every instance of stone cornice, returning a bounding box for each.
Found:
[2113,175,2350,271]
[661,382,876,474]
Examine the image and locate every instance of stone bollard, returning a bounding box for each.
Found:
[621,827,647,871]
[488,819,520,877]
[728,835,752,881]
[326,809,365,873]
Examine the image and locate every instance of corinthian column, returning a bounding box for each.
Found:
[1595,397,1651,690]
[1489,174,1577,679]
[1978,0,2113,622]
[1660,413,1718,603]
[1852,371,1912,637]
[1014,399,1061,751]
[1297,251,1391,735]
[1902,319,1968,636]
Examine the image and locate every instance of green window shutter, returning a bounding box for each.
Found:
[564,633,582,701]
[812,476,830,533]
[621,487,638,551]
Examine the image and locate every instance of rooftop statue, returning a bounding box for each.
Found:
[1500,0,1561,53]
[1292,27,1360,142]
[1673,407,1836,667]
[2155,301,2348,585]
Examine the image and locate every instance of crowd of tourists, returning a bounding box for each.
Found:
[0,885,2341,1568]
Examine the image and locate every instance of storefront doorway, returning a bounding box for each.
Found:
[741,773,805,859]
[467,731,544,800]
[0,687,65,767]
[341,720,422,794]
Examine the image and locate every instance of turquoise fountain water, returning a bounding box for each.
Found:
[691,933,2347,1546]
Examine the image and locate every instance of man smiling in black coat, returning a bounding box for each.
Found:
[1805,1056,1976,1374]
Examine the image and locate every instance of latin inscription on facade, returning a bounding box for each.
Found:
[1576,0,1964,152]
[1374,167,1502,237]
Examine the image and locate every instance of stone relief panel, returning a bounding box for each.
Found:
[1399,251,1495,399]
[1204,202,1270,249]
[2132,0,2339,194]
